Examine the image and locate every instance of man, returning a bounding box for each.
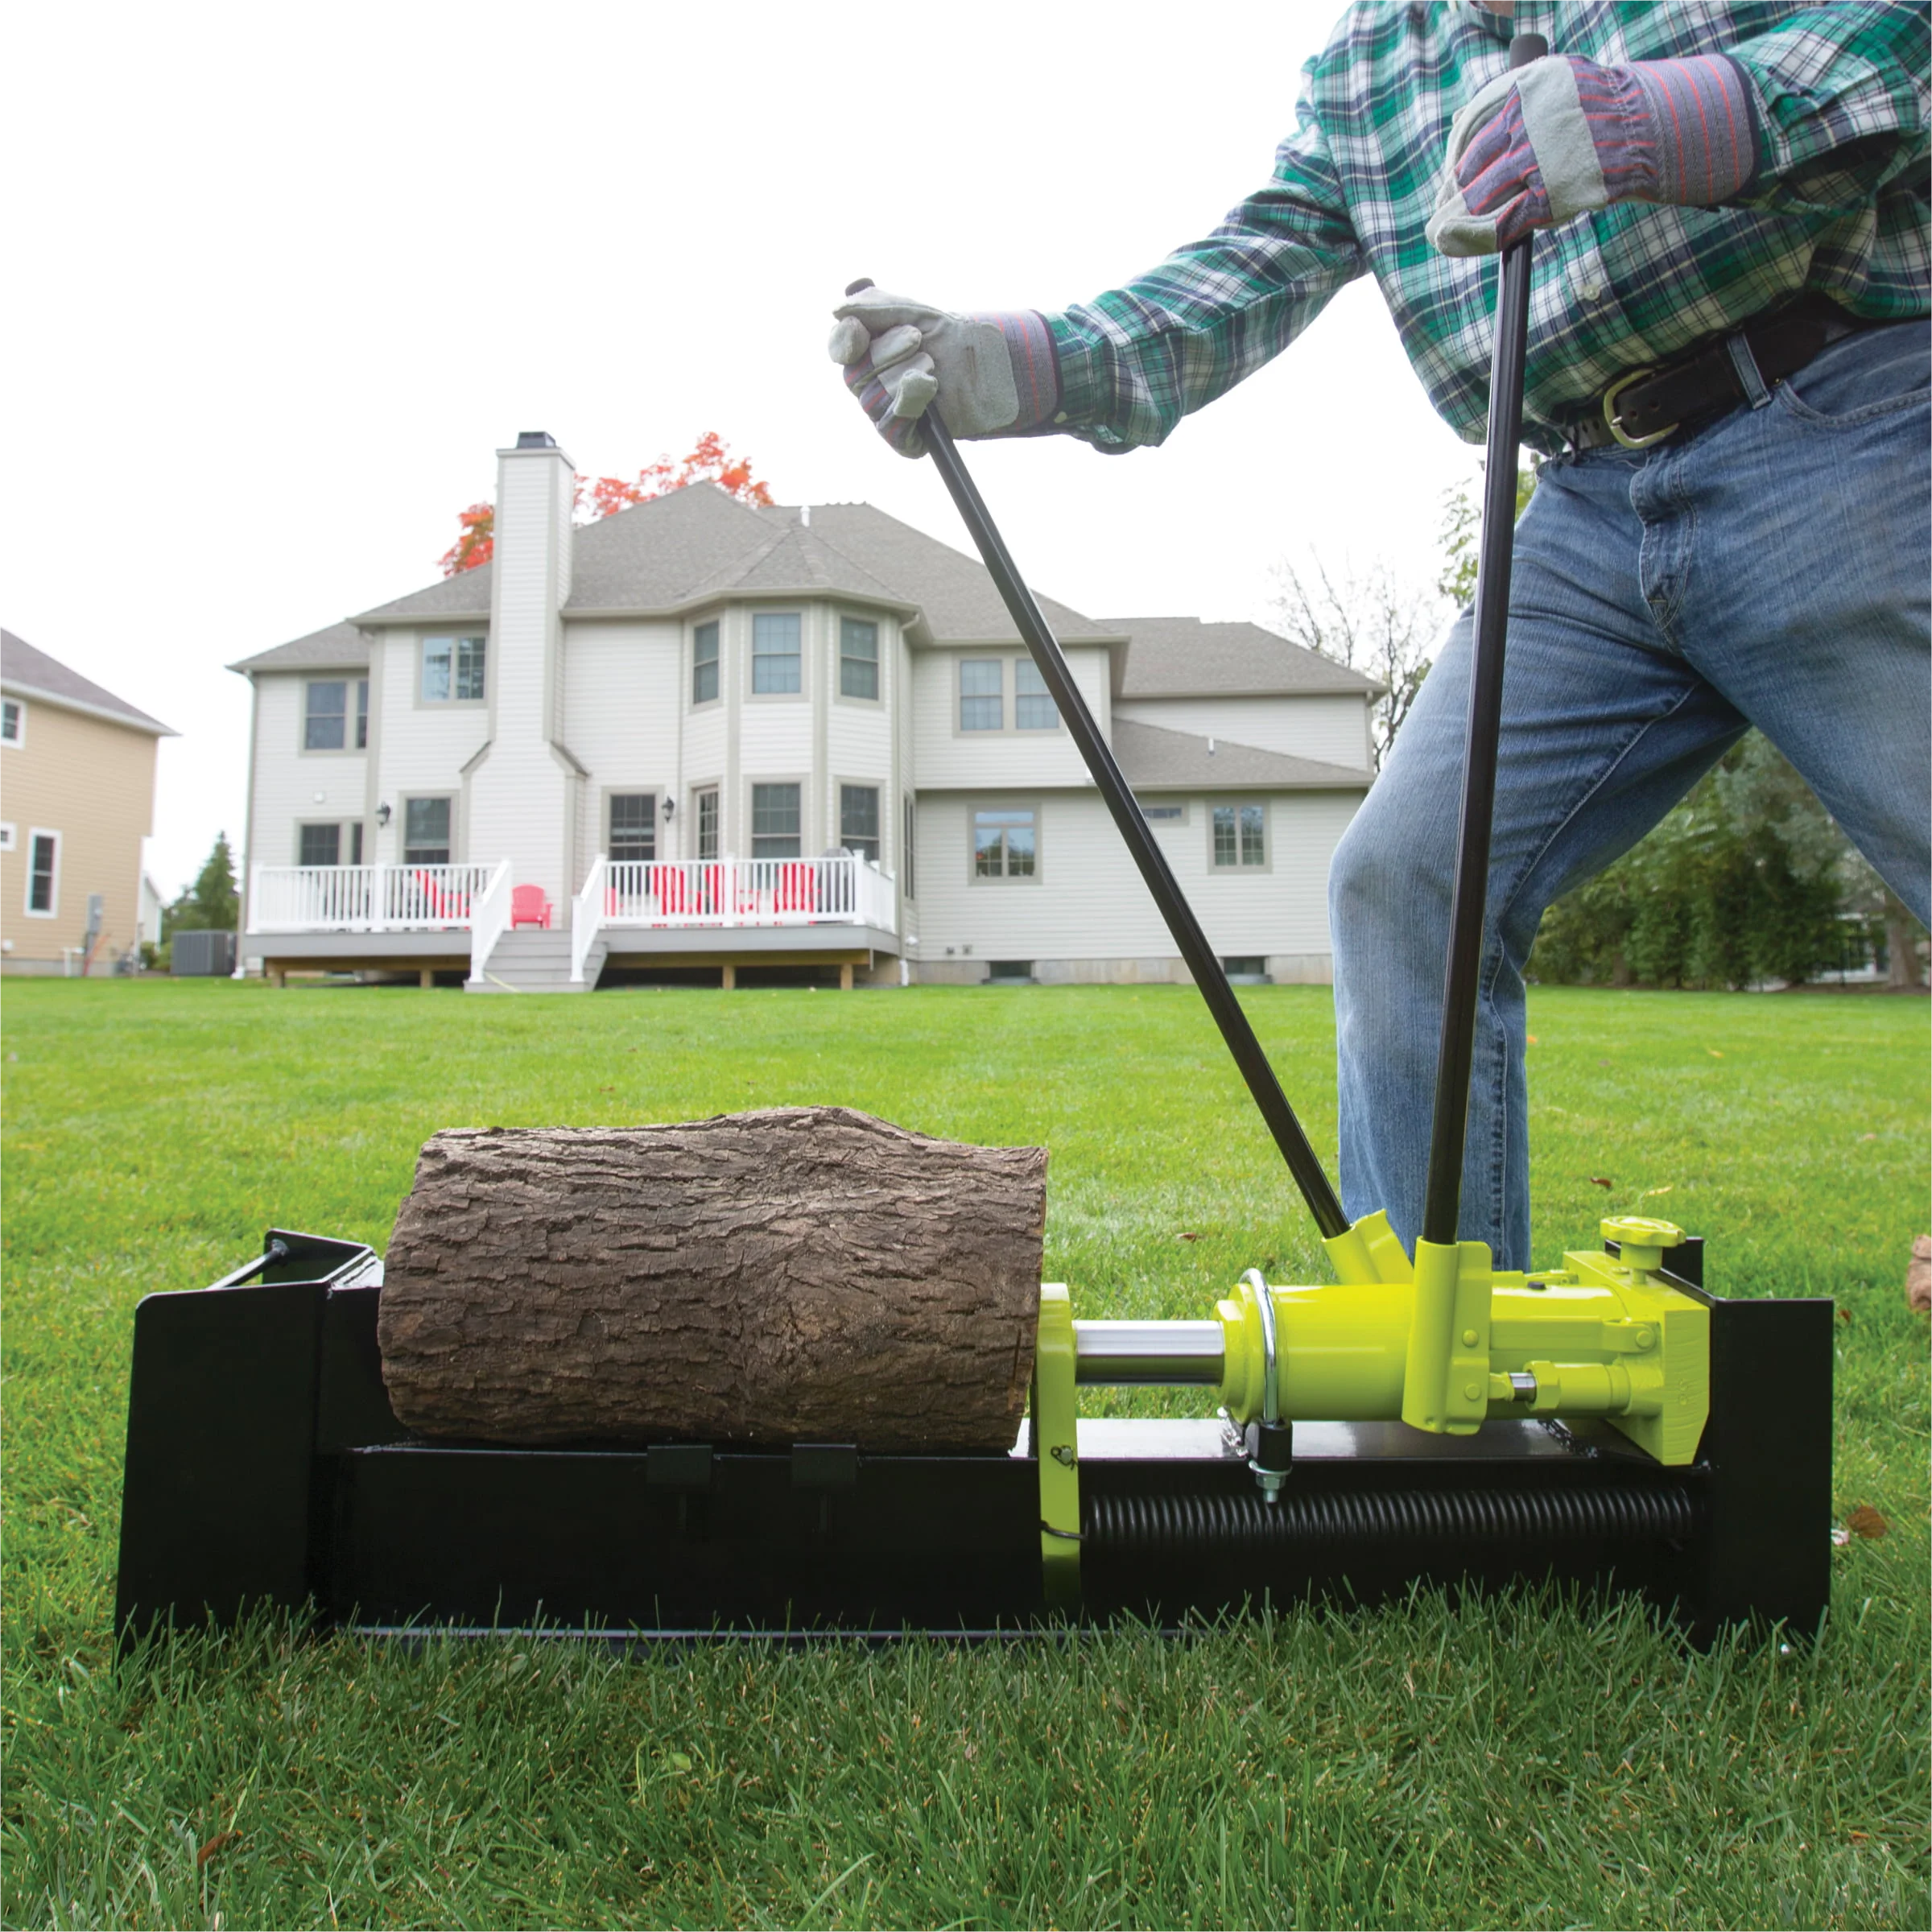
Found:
[828,2,1929,1269]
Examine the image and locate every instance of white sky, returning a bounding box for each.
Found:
[3,0,1481,896]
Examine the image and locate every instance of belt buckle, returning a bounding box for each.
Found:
[1604,367,1678,450]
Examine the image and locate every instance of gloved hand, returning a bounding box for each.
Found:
[1428,52,1757,258]
[828,287,1057,457]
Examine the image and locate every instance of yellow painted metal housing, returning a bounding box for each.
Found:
[1030,1220,1711,1554]
[1212,1220,1710,1466]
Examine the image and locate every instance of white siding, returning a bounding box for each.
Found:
[563,618,683,883]
[468,442,575,899]
[825,608,898,869]
[911,787,1361,966]
[250,671,369,866]
[910,643,1112,789]
[369,631,490,862]
[1113,694,1373,770]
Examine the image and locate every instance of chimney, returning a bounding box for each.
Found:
[465,431,578,900]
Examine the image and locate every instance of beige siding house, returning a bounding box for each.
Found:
[0,631,175,975]
[233,432,1381,991]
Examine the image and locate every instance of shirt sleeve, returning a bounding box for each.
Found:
[1723,2,1929,213]
[1043,77,1364,453]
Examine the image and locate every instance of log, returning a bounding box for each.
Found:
[376,1106,1046,1451]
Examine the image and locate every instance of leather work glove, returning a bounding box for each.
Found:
[828,286,1058,457]
[1428,52,1757,257]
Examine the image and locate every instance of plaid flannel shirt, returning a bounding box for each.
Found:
[1045,1,1929,456]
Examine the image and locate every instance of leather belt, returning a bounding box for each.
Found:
[1567,296,1875,451]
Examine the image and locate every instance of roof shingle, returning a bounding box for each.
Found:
[1113,716,1370,791]
[2,630,175,733]
[1108,616,1382,698]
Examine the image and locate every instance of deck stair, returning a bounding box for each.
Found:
[467,927,605,993]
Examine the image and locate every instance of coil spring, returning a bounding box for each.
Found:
[1086,1482,1695,1558]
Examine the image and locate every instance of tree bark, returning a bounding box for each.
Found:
[1884,890,1926,989]
[376,1107,1046,1452]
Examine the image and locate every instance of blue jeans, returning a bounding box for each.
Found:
[1330,322,1931,1269]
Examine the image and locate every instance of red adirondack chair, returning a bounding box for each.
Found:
[510,885,551,929]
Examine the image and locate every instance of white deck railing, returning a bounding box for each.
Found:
[465,861,514,985]
[571,856,608,985]
[249,863,503,935]
[571,853,896,981]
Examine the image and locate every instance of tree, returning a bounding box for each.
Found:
[1529,734,1925,989]
[164,833,239,937]
[1269,557,1444,770]
[1436,459,1538,610]
[1268,460,1537,771]
[439,431,775,577]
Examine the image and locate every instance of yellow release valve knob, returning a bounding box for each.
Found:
[1600,1216,1684,1280]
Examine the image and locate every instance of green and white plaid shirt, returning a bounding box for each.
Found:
[1045,1,1928,456]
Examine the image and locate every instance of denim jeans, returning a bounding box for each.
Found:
[1329,321,1930,1269]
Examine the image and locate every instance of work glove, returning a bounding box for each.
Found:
[828,286,1058,457]
[1428,52,1757,257]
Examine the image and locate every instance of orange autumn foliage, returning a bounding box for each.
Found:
[439,432,774,577]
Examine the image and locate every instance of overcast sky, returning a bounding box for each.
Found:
[3,0,1483,895]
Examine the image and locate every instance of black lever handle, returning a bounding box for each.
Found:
[843,289,1351,1238]
[1418,28,1546,1249]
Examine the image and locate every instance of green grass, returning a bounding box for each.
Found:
[4,977,1926,1930]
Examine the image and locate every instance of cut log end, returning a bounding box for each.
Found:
[376,1106,1046,1452]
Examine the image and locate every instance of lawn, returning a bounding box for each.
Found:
[3,976,1926,1930]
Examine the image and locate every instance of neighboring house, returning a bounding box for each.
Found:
[232,431,1380,992]
[0,630,175,975]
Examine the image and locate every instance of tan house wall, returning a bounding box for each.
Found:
[0,700,159,971]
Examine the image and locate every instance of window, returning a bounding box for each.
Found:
[974,808,1035,879]
[25,831,58,915]
[840,784,880,861]
[751,782,801,858]
[351,821,364,865]
[1014,659,1059,730]
[1212,803,1266,868]
[840,617,879,700]
[1,698,23,745]
[304,679,347,749]
[960,659,1002,730]
[751,613,801,695]
[299,823,341,866]
[609,793,657,865]
[403,797,452,865]
[423,635,486,703]
[355,679,369,749]
[1223,956,1267,978]
[695,786,720,861]
[902,796,917,899]
[1141,802,1186,823]
[692,621,719,705]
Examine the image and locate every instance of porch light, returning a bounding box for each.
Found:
[662,797,675,819]
[377,802,393,828]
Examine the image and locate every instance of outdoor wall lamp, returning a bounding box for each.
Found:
[662,797,676,820]
[377,803,393,828]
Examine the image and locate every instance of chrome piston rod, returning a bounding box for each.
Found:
[1074,1321,1225,1387]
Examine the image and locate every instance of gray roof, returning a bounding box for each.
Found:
[2,629,175,734]
[229,618,370,674]
[764,503,1114,643]
[232,488,1379,694]
[1107,616,1381,698]
[1113,716,1370,791]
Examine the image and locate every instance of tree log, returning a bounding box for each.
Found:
[376,1107,1046,1451]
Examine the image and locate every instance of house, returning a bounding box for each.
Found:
[1,630,175,975]
[231,431,1379,992]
